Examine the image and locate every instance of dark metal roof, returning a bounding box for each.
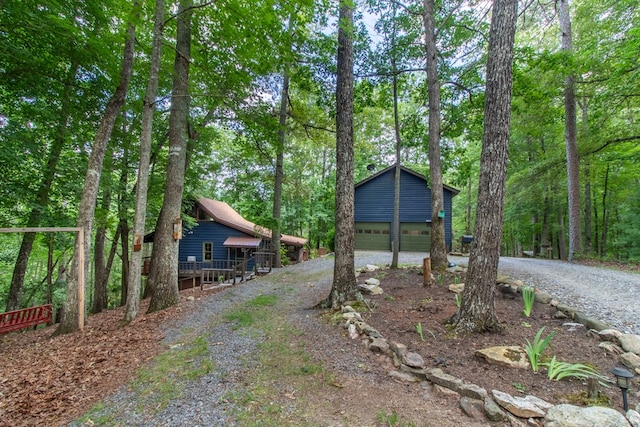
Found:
[355,163,460,195]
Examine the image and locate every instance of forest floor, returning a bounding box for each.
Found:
[0,257,635,426]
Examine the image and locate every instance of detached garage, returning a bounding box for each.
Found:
[354,164,458,252]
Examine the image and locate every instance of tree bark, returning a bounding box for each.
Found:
[273,69,289,269]
[92,182,112,313]
[559,0,582,261]
[423,0,448,271]
[391,39,401,268]
[124,0,165,322]
[6,61,78,312]
[147,0,192,314]
[452,0,517,334]
[321,0,358,309]
[54,6,138,336]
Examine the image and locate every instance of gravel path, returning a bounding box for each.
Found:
[71,252,640,425]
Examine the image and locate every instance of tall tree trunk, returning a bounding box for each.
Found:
[600,164,609,257]
[580,99,592,254]
[557,206,567,260]
[92,183,112,313]
[559,0,582,261]
[423,0,448,271]
[391,50,401,268]
[273,70,289,269]
[465,178,472,235]
[124,0,165,321]
[147,0,192,314]
[453,0,517,334]
[6,61,78,312]
[321,0,358,309]
[54,5,138,336]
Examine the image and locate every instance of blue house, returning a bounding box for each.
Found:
[156,197,307,288]
[354,164,458,252]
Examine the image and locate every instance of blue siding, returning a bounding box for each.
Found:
[179,221,253,263]
[355,168,456,250]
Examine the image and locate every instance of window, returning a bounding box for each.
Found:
[203,242,213,261]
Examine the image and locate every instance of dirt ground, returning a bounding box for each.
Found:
[0,265,635,426]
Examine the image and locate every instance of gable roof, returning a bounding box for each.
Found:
[197,197,307,247]
[355,163,459,195]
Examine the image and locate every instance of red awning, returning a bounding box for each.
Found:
[223,236,262,248]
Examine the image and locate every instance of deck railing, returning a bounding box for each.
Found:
[178,257,255,287]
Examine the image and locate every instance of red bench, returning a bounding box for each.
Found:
[0,304,53,334]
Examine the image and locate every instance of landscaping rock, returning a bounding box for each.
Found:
[627,409,640,427]
[402,351,425,368]
[620,352,640,371]
[448,283,465,293]
[358,283,383,295]
[368,337,389,354]
[484,397,508,422]
[534,291,553,304]
[599,328,624,342]
[425,368,464,391]
[459,396,486,420]
[491,390,549,418]
[620,334,640,355]
[364,264,379,272]
[599,341,624,355]
[475,346,530,369]
[544,404,631,427]
[458,383,488,400]
[388,370,421,383]
[364,277,380,286]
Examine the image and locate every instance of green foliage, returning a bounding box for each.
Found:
[455,293,462,308]
[524,327,555,373]
[415,322,425,342]
[542,356,608,383]
[521,286,536,317]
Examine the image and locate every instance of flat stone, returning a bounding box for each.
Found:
[588,319,610,332]
[402,351,425,368]
[399,364,427,381]
[599,341,624,355]
[459,396,486,420]
[388,370,421,383]
[627,409,640,427]
[458,383,488,400]
[347,323,359,339]
[544,404,631,427]
[599,329,624,342]
[364,264,379,271]
[492,390,546,418]
[368,337,389,353]
[620,352,640,371]
[389,341,407,358]
[475,346,530,369]
[448,283,465,293]
[342,312,363,321]
[425,368,463,391]
[364,277,380,286]
[484,397,508,422]
[556,304,577,317]
[620,334,640,355]
[554,310,569,319]
[534,291,552,304]
[363,324,383,338]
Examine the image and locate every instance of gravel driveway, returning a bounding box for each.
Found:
[72,251,640,426]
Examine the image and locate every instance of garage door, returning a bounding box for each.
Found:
[400,222,431,252]
[355,222,390,251]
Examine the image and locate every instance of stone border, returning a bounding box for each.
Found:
[345,265,640,426]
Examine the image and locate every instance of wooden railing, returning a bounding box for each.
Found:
[178,257,255,288]
[0,304,53,334]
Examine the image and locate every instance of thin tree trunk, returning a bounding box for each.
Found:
[6,61,78,312]
[391,50,401,268]
[273,70,289,269]
[147,0,192,314]
[92,183,112,313]
[453,0,517,334]
[124,0,164,322]
[54,5,138,335]
[423,0,448,271]
[559,0,582,261]
[580,99,592,254]
[600,164,609,257]
[557,207,567,260]
[321,0,358,309]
